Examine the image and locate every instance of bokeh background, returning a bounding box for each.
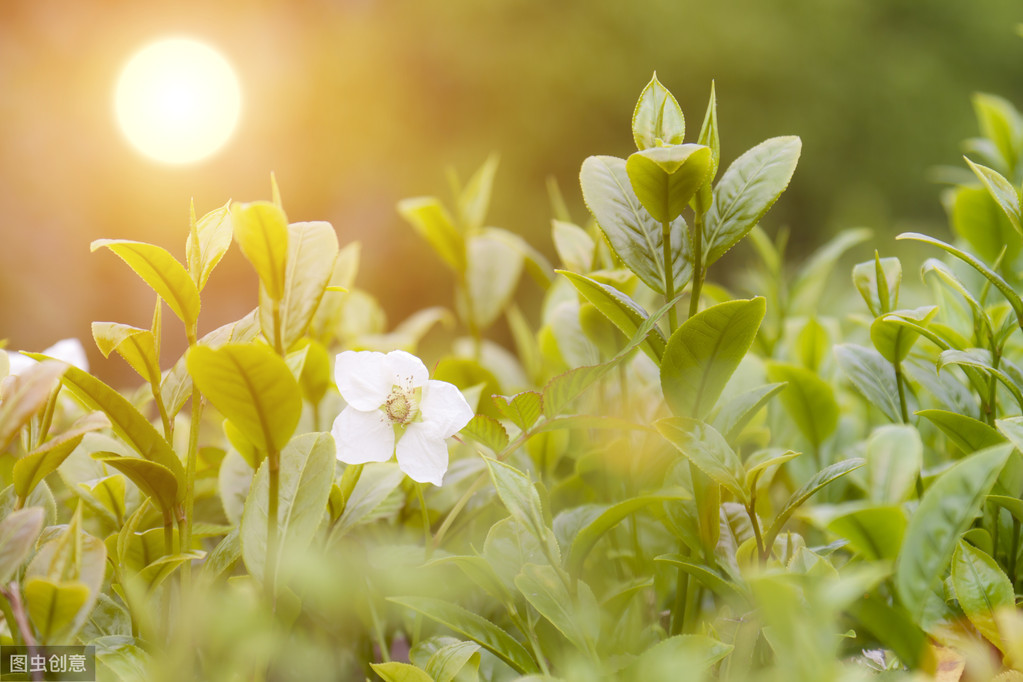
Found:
[2,0,1021,384]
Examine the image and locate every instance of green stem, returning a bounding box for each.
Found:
[34,386,61,451]
[152,380,174,442]
[669,564,690,636]
[662,219,679,332]
[1,583,43,681]
[181,383,202,588]
[894,360,909,423]
[266,450,280,608]
[689,212,705,320]
[271,300,285,356]
[748,495,767,563]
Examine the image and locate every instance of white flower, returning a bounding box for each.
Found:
[331,350,473,486]
[6,338,89,377]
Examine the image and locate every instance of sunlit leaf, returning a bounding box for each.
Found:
[661,298,766,419]
[187,343,302,455]
[91,239,200,330]
[632,73,685,150]
[703,136,801,266]
[231,201,289,302]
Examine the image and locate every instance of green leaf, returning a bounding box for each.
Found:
[703,136,801,266]
[542,289,686,416]
[389,596,539,675]
[186,343,302,454]
[96,454,180,513]
[133,551,204,595]
[24,578,90,644]
[657,418,747,503]
[825,504,907,561]
[0,507,45,584]
[231,201,289,302]
[91,322,160,384]
[950,185,1022,267]
[467,231,524,329]
[28,358,185,484]
[795,318,829,372]
[370,662,435,682]
[833,344,902,423]
[492,391,543,432]
[398,197,466,273]
[870,306,938,364]
[852,256,902,317]
[567,490,689,579]
[461,414,509,452]
[921,409,1005,454]
[0,360,66,454]
[897,232,1023,328]
[661,297,766,419]
[697,81,720,184]
[241,432,334,587]
[90,239,201,329]
[262,221,339,352]
[618,634,732,680]
[187,200,233,291]
[515,563,598,652]
[632,73,685,150]
[458,153,500,232]
[895,445,1011,622]
[847,594,928,669]
[973,92,1023,172]
[965,157,1022,235]
[14,412,109,499]
[655,554,747,600]
[938,349,1023,409]
[425,640,481,682]
[866,425,923,505]
[763,458,865,551]
[951,539,1014,651]
[328,463,406,542]
[579,155,692,295]
[483,457,548,548]
[552,220,594,273]
[559,271,666,362]
[712,382,787,443]
[626,144,712,223]
[744,449,800,492]
[765,362,839,447]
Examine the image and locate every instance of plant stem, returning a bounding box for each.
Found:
[662,219,678,332]
[689,212,705,320]
[894,360,909,423]
[1,582,43,681]
[266,449,280,608]
[1011,517,1021,588]
[152,380,174,442]
[181,383,202,589]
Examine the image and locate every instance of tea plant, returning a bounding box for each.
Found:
[4,72,1023,682]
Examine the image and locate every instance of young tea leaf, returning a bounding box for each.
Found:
[186,343,302,455]
[833,344,901,423]
[703,136,801,266]
[632,73,685,150]
[231,201,290,302]
[895,445,1011,622]
[580,155,692,295]
[661,297,766,419]
[397,197,466,274]
[626,144,712,223]
[951,539,1014,651]
[865,424,923,505]
[765,362,839,448]
[656,418,748,503]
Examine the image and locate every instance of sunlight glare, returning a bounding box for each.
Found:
[115,37,242,165]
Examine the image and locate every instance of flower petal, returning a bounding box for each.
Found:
[420,380,474,438]
[6,352,35,378]
[331,406,395,465]
[334,350,392,410]
[44,338,89,372]
[385,350,429,390]
[396,422,449,486]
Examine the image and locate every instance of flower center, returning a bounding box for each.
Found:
[384,386,419,425]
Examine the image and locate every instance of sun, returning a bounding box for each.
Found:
[115,37,242,165]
